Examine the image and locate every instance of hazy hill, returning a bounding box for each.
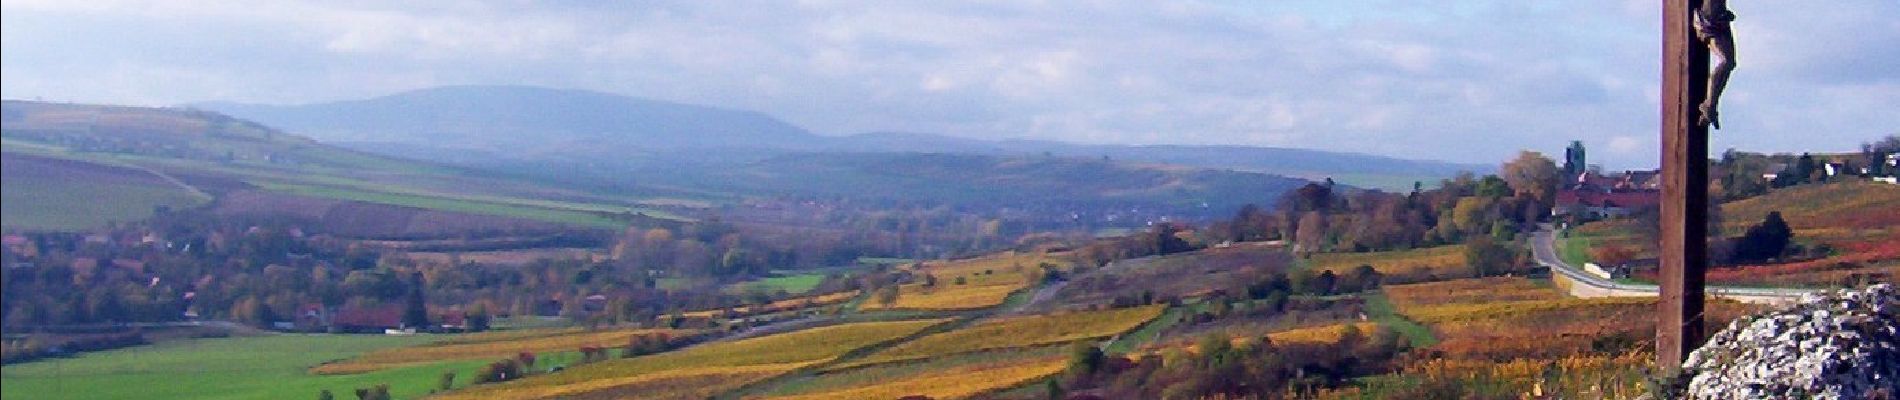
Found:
[0,100,661,233]
[833,132,1489,188]
[683,152,1310,215]
[1,100,393,171]
[199,85,1483,190]
[195,85,824,155]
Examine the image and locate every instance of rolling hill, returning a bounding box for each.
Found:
[1,100,668,234]
[830,132,1489,189]
[195,85,824,155]
[689,152,1309,216]
[197,85,1484,191]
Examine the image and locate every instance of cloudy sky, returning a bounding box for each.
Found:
[4,1,1895,169]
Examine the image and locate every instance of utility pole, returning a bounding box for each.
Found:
[1657,0,1712,370]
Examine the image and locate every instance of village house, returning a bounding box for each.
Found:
[1554,169,1661,220]
[290,304,466,333]
[1553,189,1661,220]
[330,304,404,333]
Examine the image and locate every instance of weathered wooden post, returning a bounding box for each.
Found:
[1657,0,1713,370]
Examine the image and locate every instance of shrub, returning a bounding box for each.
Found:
[516,352,536,369]
[351,384,390,400]
[1069,342,1105,376]
[622,332,675,358]
[577,345,608,364]
[1731,211,1793,263]
[473,359,523,384]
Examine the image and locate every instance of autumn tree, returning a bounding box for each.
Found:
[1463,237,1516,277]
[1294,211,1328,254]
[874,285,901,307]
[1447,196,1496,237]
[1282,183,1336,213]
[464,302,491,332]
[403,271,429,330]
[1500,151,1562,205]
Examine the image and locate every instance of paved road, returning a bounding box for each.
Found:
[1529,224,1816,303]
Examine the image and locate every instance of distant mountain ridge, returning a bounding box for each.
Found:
[194,85,823,155]
[830,132,1486,180]
[196,85,1487,190]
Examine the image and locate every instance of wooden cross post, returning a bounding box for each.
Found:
[1658,0,1712,370]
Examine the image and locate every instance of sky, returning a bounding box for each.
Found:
[3,1,1896,169]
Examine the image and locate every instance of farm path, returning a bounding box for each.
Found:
[1008,253,1158,315]
[1531,224,1813,304]
[706,315,841,345]
[125,162,212,200]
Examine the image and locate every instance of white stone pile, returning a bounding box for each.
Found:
[1683,283,1898,399]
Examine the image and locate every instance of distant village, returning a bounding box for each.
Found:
[1551,140,1899,221]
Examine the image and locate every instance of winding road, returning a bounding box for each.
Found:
[1530,224,1816,304]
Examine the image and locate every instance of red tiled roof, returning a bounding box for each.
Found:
[334,305,403,328]
[1557,189,1661,209]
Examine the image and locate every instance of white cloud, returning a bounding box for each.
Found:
[1608,136,1644,154]
[2,0,1895,169]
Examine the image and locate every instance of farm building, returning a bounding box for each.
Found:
[331,305,403,333]
[292,304,467,333]
[1552,189,1660,220]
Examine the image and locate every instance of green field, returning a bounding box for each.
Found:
[1360,291,1438,348]
[1558,234,1595,267]
[1,151,210,231]
[1315,172,1447,193]
[1105,305,1192,354]
[255,181,631,229]
[0,335,500,400]
[726,271,834,295]
[1,174,207,230]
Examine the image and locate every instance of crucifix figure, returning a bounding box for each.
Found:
[1658,0,1731,371]
[1694,0,1736,129]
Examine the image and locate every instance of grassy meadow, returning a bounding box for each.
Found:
[724,271,834,295]
[0,335,489,400]
[254,181,632,229]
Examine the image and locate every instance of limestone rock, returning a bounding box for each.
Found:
[1682,284,1898,400]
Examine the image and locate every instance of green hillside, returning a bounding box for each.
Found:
[0,151,209,230]
[0,100,672,232]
